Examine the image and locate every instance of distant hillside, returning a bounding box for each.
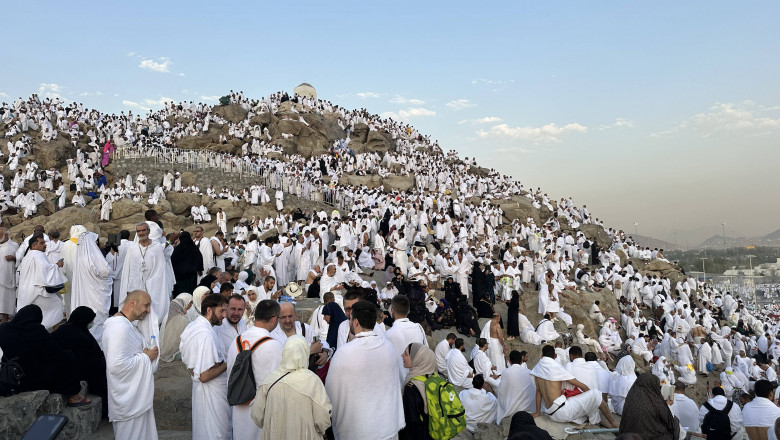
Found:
[630,234,682,251]
[697,228,780,249]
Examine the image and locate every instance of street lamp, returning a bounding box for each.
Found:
[633,222,638,237]
[700,257,708,286]
[721,223,726,252]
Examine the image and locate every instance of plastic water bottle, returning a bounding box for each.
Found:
[148,335,157,349]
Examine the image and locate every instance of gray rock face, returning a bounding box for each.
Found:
[212,104,248,123]
[0,390,101,439]
[154,362,192,431]
[580,224,612,248]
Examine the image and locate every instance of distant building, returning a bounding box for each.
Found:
[294,83,316,99]
[723,258,780,277]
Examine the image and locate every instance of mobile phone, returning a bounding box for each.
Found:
[22,414,68,440]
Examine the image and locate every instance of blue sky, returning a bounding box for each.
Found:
[2,1,779,245]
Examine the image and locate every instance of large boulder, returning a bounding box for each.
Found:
[580,224,613,248]
[166,192,202,216]
[271,119,329,157]
[341,174,382,189]
[381,175,414,192]
[303,112,347,143]
[490,195,541,226]
[638,259,688,290]
[350,123,369,144]
[31,136,77,171]
[361,130,395,153]
[0,390,101,440]
[111,199,147,220]
[205,199,242,222]
[212,104,248,124]
[9,206,97,240]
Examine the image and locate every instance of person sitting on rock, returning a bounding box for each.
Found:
[0,305,92,407]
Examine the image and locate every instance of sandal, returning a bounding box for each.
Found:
[68,395,92,407]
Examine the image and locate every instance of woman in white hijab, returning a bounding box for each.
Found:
[720,367,744,399]
[243,286,259,327]
[652,355,674,385]
[608,355,637,415]
[159,293,193,362]
[190,286,210,321]
[251,335,332,440]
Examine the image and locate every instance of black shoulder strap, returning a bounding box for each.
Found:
[250,336,272,351]
[301,322,306,338]
[723,400,733,413]
[265,372,291,398]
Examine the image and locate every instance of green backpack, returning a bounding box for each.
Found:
[413,373,466,440]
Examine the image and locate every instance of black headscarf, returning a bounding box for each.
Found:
[171,232,203,276]
[51,306,103,360]
[198,274,217,288]
[0,305,79,395]
[322,302,347,350]
[507,411,553,440]
[619,373,679,440]
[0,304,50,348]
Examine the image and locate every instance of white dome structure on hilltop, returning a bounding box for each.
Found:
[294,82,316,99]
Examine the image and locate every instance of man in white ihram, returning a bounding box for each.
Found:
[103,290,159,439]
[119,222,171,326]
[17,234,66,329]
[180,294,232,440]
[326,300,405,440]
[227,300,282,440]
[385,295,428,354]
[0,227,19,323]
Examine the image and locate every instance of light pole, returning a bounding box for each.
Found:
[721,222,726,251]
[633,222,638,237]
[746,254,756,306]
[700,257,708,286]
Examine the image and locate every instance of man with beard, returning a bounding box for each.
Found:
[215,295,248,353]
[179,294,231,440]
[226,299,283,440]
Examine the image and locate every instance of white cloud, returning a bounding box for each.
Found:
[178,73,185,77]
[142,96,175,108]
[357,92,381,99]
[0,91,8,98]
[200,95,221,102]
[380,111,399,120]
[446,99,475,111]
[390,96,425,105]
[399,108,436,118]
[380,107,436,121]
[496,146,530,154]
[457,119,469,125]
[38,83,67,100]
[473,116,503,124]
[477,122,587,143]
[654,101,780,138]
[471,79,514,85]
[139,57,172,73]
[122,100,150,112]
[126,51,136,57]
[598,118,635,131]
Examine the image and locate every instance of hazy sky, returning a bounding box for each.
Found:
[2,1,778,245]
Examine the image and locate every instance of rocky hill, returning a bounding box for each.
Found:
[696,228,780,249]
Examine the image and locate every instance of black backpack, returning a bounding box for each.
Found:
[226,336,271,406]
[0,356,24,396]
[701,400,733,440]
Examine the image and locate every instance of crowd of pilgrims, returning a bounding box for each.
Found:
[2,92,780,439]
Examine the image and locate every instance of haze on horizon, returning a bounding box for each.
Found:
[2,1,777,245]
